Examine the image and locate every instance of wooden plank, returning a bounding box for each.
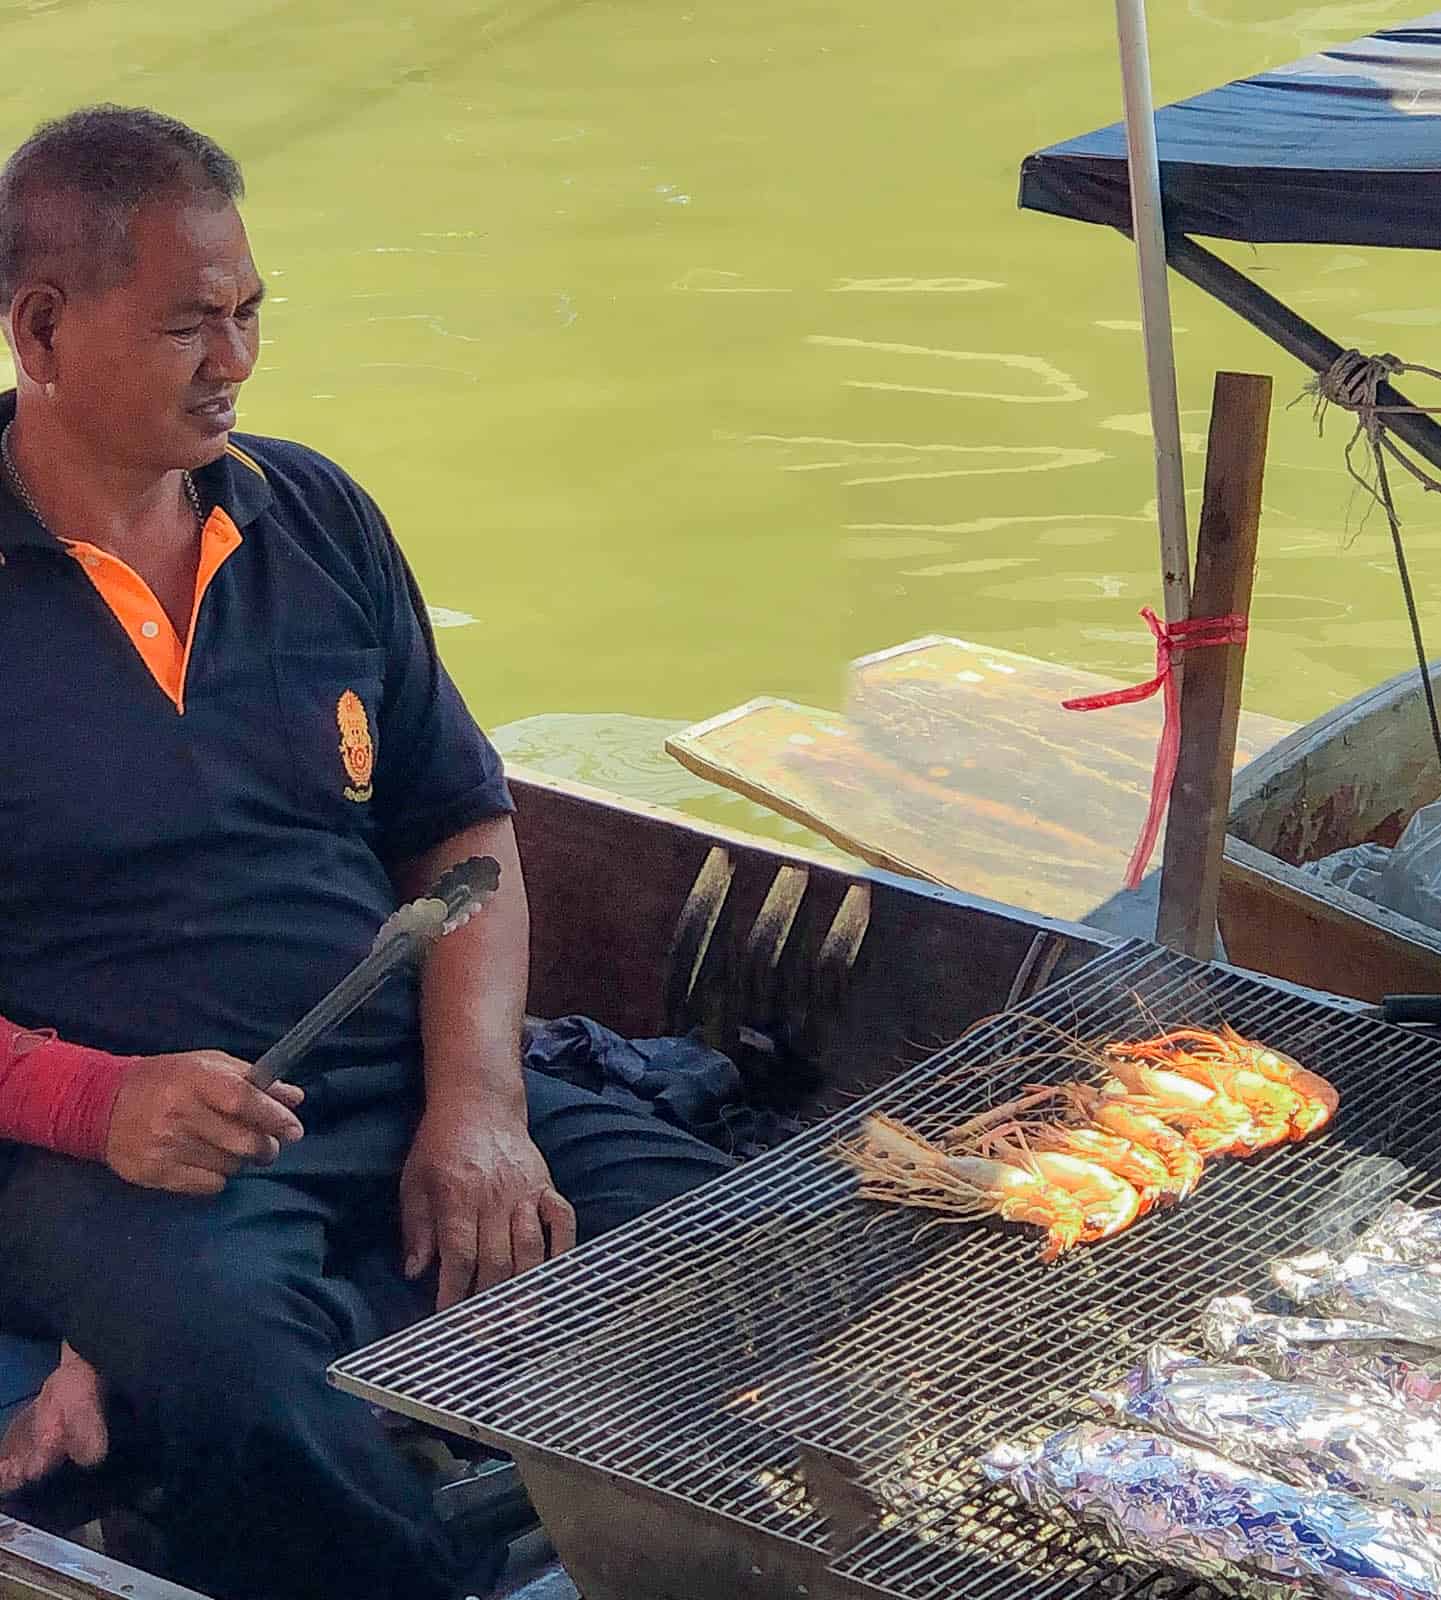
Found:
[1157,371,1271,955]
[665,641,1293,921]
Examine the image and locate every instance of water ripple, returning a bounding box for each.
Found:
[808,335,1087,402]
[491,713,720,808]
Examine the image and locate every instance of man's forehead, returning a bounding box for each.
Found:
[125,199,260,305]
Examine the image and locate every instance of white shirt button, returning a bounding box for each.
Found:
[140,620,160,639]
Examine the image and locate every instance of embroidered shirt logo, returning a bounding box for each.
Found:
[336,690,375,802]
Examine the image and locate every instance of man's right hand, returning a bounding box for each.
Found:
[104,1052,304,1195]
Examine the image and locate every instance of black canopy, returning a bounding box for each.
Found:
[1020,14,1441,249]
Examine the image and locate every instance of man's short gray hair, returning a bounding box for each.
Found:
[0,105,244,305]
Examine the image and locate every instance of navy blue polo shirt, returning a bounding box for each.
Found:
[0,390,513,1123]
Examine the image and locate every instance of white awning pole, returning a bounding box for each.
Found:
[1115,0,1192,625]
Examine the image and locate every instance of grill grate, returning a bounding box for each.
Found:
[332,942,1441,1598]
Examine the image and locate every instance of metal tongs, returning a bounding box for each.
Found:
[247,854,501,1090]
[1360,993,1441,1027]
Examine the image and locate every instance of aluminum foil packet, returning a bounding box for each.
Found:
[1274,1251,1441,1347]
[1201,1294,1441,1413]
[982,1422,1441,1600]
[1357,1204,1441,1267]
[1093,1342,1441,1514]
[1201,1293,1407,1357]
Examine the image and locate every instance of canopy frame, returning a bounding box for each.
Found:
[1166,234,1441,475]
[1020,12,1441,474]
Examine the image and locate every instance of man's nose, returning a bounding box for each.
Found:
[202,319,257,383]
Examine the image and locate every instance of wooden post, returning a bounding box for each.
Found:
[1156,371,1271,956]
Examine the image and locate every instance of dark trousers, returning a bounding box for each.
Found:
[0,1069,735,1600]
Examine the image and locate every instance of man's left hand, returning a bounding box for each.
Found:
[399,1111,577,1310]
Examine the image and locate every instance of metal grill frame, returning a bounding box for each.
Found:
[333,942,1441,1600]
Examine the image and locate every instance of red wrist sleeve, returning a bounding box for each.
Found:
[0,1020,134,1161]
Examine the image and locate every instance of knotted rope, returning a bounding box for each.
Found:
[1300,349,1441,770]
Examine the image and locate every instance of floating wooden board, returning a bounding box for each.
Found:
[666,636,1295,921]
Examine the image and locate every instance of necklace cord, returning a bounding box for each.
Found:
[0,421,203,539]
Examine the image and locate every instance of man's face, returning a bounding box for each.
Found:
[52,197,263,471]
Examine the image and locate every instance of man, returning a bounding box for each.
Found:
[0,105,732,1600]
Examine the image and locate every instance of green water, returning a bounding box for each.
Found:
[3,0,1439,838]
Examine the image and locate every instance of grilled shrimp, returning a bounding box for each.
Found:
[1050,1083,1203,1202]
[1106,1046,1294,1152]
[840,1114,1088,1261]
[1020,1127,1169,1209]
[1100,1058,1270,1159]
[1179,1025,1337,1137]
[1110,1026,1338,1141]
[954,1106,1169,1214]
[836,1022,1329,1261]
[986,1135,1143,1255]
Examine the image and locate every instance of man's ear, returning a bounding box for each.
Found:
[7,283,64,385]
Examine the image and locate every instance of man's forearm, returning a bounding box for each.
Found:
[396,814,531,1124]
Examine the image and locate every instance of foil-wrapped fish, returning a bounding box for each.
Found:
[1274,1251,1441,1346]
[1358,1203,1441,1267]
[1094,1343,1441,1515]
[1201,1294,1441,1413]
[1202,1292,1405,1357]
[983,1423,1441,1600]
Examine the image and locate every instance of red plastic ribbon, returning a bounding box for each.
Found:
[1062,606,1249,890]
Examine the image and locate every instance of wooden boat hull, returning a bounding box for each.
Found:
[1221,661,1441,1001]
[1,765,1114,1599]
[512,766,1112,1106]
